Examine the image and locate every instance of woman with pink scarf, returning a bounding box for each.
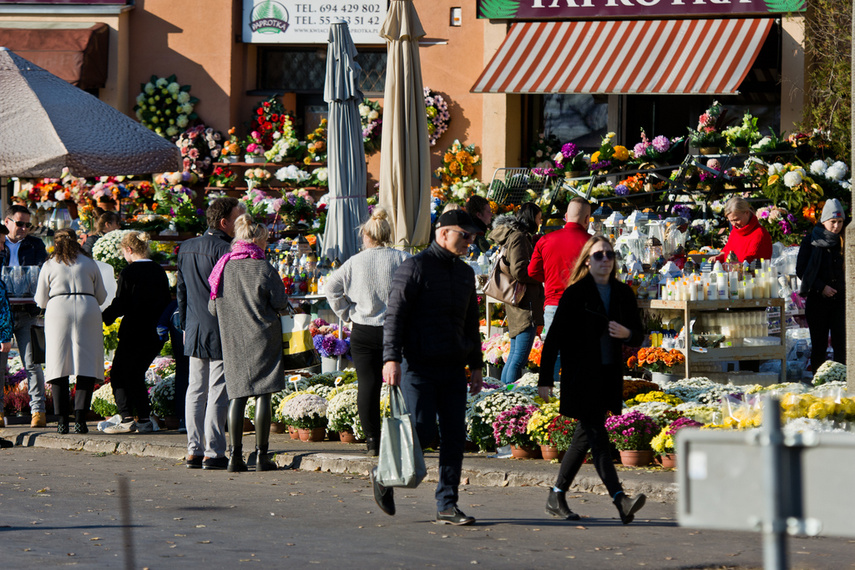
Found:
[208,214,289,472]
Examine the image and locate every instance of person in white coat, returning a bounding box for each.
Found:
[35,229,107,434]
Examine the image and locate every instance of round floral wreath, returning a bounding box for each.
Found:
[134,74,199,139]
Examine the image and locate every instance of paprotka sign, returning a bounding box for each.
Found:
[477,0,805,20]
[243,0,387,44]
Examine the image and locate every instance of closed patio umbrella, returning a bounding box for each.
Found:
[377,0,431,249]
[321,21,368,264]
[0,47,180,178]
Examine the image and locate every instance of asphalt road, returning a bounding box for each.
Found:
[1,447,852,569]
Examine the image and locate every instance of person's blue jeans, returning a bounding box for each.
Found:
[500,326,536,384]
[400,359,467,511]
[542,305,561,384]
[10,310,46,414]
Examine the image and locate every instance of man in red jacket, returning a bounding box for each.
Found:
[528,197,591,381]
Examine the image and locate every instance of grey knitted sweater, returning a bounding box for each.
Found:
[324,247,410,326]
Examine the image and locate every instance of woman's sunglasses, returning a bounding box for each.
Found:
[591,250,615,261]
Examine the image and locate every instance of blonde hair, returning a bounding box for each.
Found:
[233,213,269,247]
[724,196,754,217]
[442,202,461,214]
[359,206,392,246]
[121,231,151,258]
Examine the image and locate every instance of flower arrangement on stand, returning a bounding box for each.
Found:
[244,131,266,162]
[134,74,198,138]
[723,113,762,151]
[311,167,329,188]
[305,119,328,164]
[633,130,684,164]
[326,387,364,440]
[244,167,272,190]
[493,404,540,457]
[435,140,481,193]
[528,133,562,169]
[251,96,297,151]
[175,124,223,176]
[279,189,317,228]
[755,205,803,245]
[221,127,242,161]
[590,132,629,171]
[424,87,450,146]
[627,347,685,376]
[311,319,351,360]
[359,99,383,155]
[209,166,237,188]
[239,188,276,223]
[605,410,660,466]
[275,165,313,187]
[688,100,726,150]
[552,142,589,177]
[759,162,824,212]
[152,178,205,234]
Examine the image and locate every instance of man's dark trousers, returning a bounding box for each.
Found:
[400,359,467,511]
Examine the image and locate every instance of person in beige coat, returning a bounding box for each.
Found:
[35,229,107,434]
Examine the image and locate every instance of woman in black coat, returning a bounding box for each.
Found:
[537,236,646,524]
[102,231,172,434]
[796,198,846,374]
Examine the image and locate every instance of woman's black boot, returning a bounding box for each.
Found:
[56,416,69,435]
[74,410,89,434]
[228,445,248,472]
[256,445,276,471]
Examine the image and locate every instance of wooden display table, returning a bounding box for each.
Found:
[639,298,787,381]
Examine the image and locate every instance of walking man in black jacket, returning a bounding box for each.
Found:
[177,198,244,470]
[2,205,47,427]
[376,210,483,525]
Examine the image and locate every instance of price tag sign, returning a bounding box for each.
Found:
[334,376,343,386]
[243,0,387,45]
[288,374,302,390]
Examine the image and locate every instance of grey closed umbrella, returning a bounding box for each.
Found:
[0,47,180,178]
[378,0,431,249]
[321,21,369,264]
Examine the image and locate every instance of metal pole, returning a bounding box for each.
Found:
[762,396,787,570]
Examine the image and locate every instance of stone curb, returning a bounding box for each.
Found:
[8,430,679,503]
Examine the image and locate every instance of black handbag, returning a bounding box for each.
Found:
[30,324,46,365]
[280,311,320,371]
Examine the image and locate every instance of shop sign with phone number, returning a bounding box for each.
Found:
[243,0,387,44]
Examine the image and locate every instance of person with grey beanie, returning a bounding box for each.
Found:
[796,198,846,375]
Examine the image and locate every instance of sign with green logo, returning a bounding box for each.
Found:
[477,0,805,20]
[243,0,387,44]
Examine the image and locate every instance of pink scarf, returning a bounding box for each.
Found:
[208,241,266,300]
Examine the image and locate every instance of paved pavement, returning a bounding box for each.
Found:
[0,420,678,503]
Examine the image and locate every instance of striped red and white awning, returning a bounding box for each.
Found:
[471,19,773,95]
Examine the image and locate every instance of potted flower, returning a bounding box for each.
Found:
[526,402,562,460]
[633,129,685,166]
[651,416,702,468]
[209,165,236,188]
[687,100,726,153]
[604,410,660,466]
[326,387,363,443]
[220,127,242,163]
[310,319,350,372]
[626,347,686,383]
[493,404,540,458]
[91,382,118,419]
[466,389,535,452]
[148,374,177,428]
[275,392,303,440]
[723,112,761,153]
[244,167,272,191]
[553,142,589,178]
[287,393,328,442]
[546,414,578,453]
[589,132,630,172]
[244,131,265,163]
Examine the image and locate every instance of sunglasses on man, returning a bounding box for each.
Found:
[446,228,475,241]
[591,250,615,261]
[6,219,32,229]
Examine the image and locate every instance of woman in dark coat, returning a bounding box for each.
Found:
[102,231,172,434]
[489,203,544,383]
[796,198,846,374]
[537,236,646,524]
[208,214,289,472]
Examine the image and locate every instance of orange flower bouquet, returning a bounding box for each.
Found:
[627,347,685,374]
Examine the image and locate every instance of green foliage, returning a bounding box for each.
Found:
[479,0,519,19]
[801,0,851,159]
[764,0,806,11]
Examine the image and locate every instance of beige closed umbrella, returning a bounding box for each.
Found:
[378,0,431,249]
[0,47,180,178]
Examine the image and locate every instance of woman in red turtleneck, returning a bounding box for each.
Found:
[711,197,773,263]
